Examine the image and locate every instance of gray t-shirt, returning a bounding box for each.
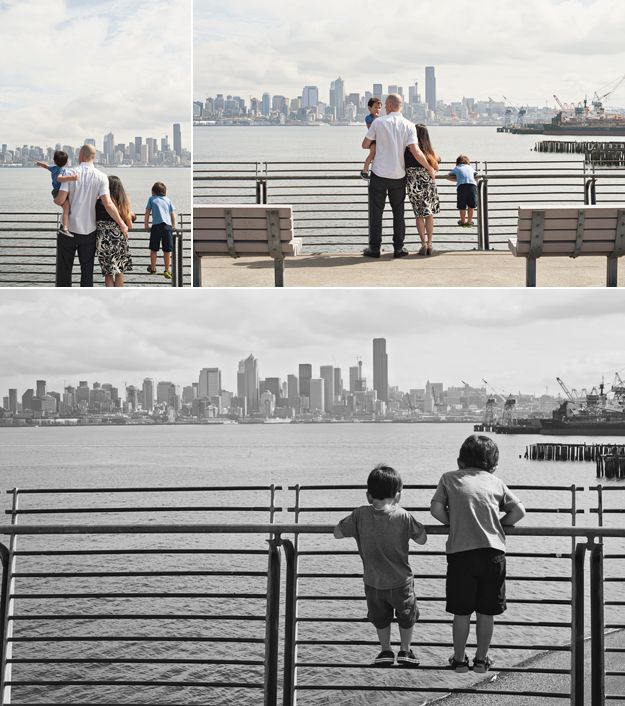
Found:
[431,468,521,554]
[338,505,425,590]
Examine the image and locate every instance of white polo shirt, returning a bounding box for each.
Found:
[366,112,418,180]
[60,162,110,235]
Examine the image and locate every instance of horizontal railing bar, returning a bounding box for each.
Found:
[0,523,622,537]
[8,657,264,665]
[289,484,581,491]
[297,550,572,558]
[295,617,570,627]
[10,614,266,621]
[5,680,263,688]
[7,506,280,515]
[8,485,280,494]
[12,592,267,599]
[294,685,569,697]
[8,636,266,643]
[295,595,572,604]
[295,639,570,650]
[296,573,571,581]
[15,548,269,556]
[297,662,571,674]
[292,506,580,514]
[13,570,270,577]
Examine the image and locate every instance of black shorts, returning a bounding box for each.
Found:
[457,183,478,210]
[149,223,174,252]
[446,548,506,616]
[52,188,60,198]
[365,580,419,629]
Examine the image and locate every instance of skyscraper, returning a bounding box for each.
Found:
[134,137,142,158]
[330,77,345,119]
[173,123,182,157]
[287,374,299,405]
[299,364,312,398]
[103,132,115,163]
[302,86,319,109]
[320,366,334,413]
[36,380,46,398]
[373,83,383,99]
[199,368,221,399]
[261,93,271,117]
[142,378,154,412]
[373,338,389,403]
[8,389,17,414]
[309,379,324,413]
[425,66,437,113]
[238,355,259,413]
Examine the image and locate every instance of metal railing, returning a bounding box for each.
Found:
[194,160,625,254]
[0,212,192,286]
[0,485,623,705]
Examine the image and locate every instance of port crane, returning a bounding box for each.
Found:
[592,73,625,115]
[482,379,516,425]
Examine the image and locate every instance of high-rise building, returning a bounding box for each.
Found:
[36,380,46,398]
[103,132,115,163]
[409,82,419,104]
[76,381,90,405]
[238,355,259,413]
[298,364,312,397]
[320,366,334,413]
[330,77,345,119]
[333,368,343,398]
[173,123,182,157]
[142,378,154,411]
[263,377,281,403]
[388,85,398,96]
[373,83,383,99]
[261,93,271,117]
[373,338,389,403]
[425,66,437,113]
[8,389,17,414]
[134,137,142,158]
[302,86,319,109]
[22,389,34,411]
[199,368,221,399]
[287,374,299,405]
[349,366,359,393]
[309,379,324,413]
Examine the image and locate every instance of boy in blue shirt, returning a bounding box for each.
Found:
[144,181,177,279]
[360,97,382,180]
[447,155,478,227]
[36,150,79,236]
[335,464,427,667]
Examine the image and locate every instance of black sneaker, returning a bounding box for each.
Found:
[363,248,381,259]
[360,171,370,180]
[373,650,395,667]
[393,247,409,258]
[397,649,420,667]
[473,656,493,673]
[146,266,157,274]
[448,655,470,673]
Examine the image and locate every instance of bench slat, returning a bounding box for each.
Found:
[194,238,302,256]
[518,217,619,234]
[194,229,294,242]
[194,205,293,219]
[511,239,620,256]
[516,229,618,243]
[518,206,621,219]
[194,217,293,231]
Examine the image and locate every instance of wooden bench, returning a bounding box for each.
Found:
[193,205,302,286]
[509,205,625,287]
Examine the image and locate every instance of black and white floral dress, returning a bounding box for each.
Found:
[404,150,440,218]
[95,200,133,276]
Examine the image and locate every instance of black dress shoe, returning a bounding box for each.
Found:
[363,248,381,259]
[394,247,409,258]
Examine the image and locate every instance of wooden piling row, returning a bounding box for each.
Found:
[525,442,625,479]
[534,140,625,167]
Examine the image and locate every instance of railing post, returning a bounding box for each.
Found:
[482,176,490,250]
[282,539,297,706]
[0,543,10,704]
[264,536,282,706]
[590,540,605,706]
[477,179,485,251]
[171,230,178,287]
[256,179,262,205]
[584,178,592,206]
[1,490,19,706]
[591,177,597,205]
[571,541,587,706]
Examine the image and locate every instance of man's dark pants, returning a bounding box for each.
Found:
[368,172,407,253]
[56,231,97,287]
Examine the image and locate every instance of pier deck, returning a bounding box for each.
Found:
[198,251,625,288]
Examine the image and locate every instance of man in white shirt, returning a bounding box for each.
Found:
[54,144,128,287]
[362,94,436,258]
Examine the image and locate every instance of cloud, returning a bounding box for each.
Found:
[1,0,191,147]
[194,0,625,107]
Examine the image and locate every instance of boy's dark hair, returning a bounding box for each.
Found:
[459,435,499,471]
[367,464,402,499]
[456,155,471,166]
[53,150,68,167]
[368,97,382,108]
[151,181,167,196]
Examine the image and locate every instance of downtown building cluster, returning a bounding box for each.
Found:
[1,339,560,426]
[195,67,554,127]
[0,124,190,168]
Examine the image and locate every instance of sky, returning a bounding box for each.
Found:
[194,0,625,109]
[0,0,191,148]
[1,289,624,398]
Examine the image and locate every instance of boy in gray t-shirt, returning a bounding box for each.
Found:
[334,464,427,667]
[430,435,525,674]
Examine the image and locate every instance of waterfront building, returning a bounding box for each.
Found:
[142,378,154,412]
[260,390,276,418]
[425,66,437,114]
[261,93,271,117]
[21,389,34,411]
[373,83,383,99]
[238,355,259,413]
[35,380,46,399]
[320,366,334,413]
[349,366,359,393]
[409,82,420,105]
[287,374,299,406]
[309,379,324,414]
[373,338,388,403]
[330,77,345,119]
[8,389,17,414]
[103,132,114,163]
[302,86,318,109]
[333,368,343,399]
[299,364,312,398]
[263,377,282,404]
[173,123,181,157]
[199,368,221,399]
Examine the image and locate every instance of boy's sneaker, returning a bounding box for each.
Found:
[448,655,470,673]
[397,650,420,667]
[457,220,465,226]
[163,270,172,280]
[373,650,395,667]
[146,266,157,274]
[473,656,493,673]
[360,171,370,180]
[58,226,72,237]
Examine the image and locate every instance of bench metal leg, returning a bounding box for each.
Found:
[607,257,618,287]
[526,258,537,287]
[193,252,202,287]
[274,258,284,287]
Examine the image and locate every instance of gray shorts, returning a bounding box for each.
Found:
[364,579,419,629]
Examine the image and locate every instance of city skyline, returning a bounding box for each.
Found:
[1,290,625,397]
[1,0,191,145]
[195,0,625,108]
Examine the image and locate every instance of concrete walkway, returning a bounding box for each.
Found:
[198,251,622,288]
[426,629,625,705]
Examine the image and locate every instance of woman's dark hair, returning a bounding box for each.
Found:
[108,175,132,226]
[367,464,403,500]
[53,150,68,167]
[415,124,439,169]
[152,181,167,196]
[458,435,499,472]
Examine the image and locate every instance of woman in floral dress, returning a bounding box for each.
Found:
[96,176,134,287]
[405,124,440,255]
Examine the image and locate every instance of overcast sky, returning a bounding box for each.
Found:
[1,289,624,398]
[1,0,191,148]
[195,0,625,109]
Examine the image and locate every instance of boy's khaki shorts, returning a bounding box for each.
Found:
[365,579,419,629]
